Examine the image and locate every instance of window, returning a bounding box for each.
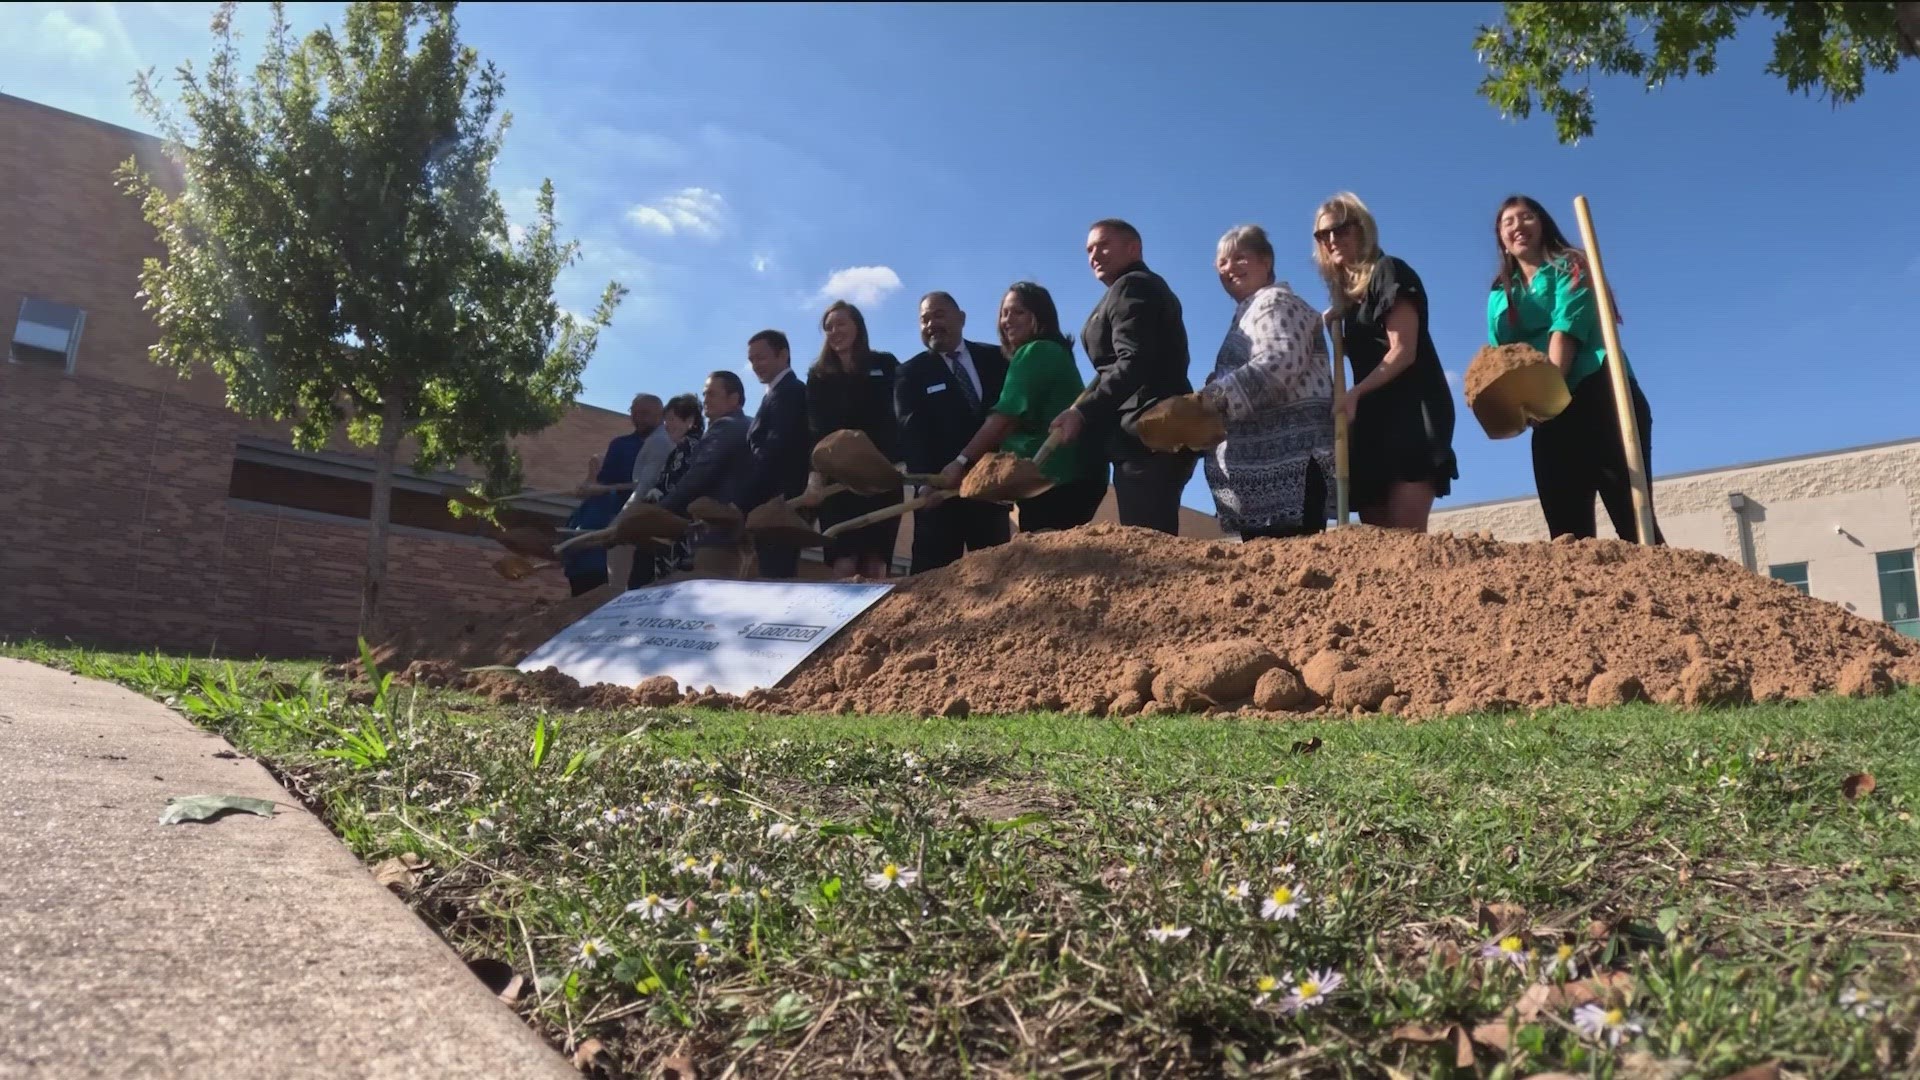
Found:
[1878,550,1919,638]
[1768,562,1809,595]
[9,297,87,372]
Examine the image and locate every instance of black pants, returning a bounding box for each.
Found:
[1112,451,1196,535]
[626,544,657,591]
[568,573,605,597]
[1532,369,1665,544]
[910,497,1012,574]
[755,542,800,579]
[1018,474,1109,533]
[1238,459,1329,542]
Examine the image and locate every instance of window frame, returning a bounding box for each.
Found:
[9,297,87,374]
[1875,549,1919,639]
[1767,561,1810,595]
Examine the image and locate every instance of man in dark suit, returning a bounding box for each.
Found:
[741,329,812,579]
[1048,218,1196,536]
[896,291,1012,574]
[659,370,753,575]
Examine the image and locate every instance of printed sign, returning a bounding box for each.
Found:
[516,578,894,696]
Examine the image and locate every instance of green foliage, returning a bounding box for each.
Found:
[1475,2,1916,144]
[116,1,626,628]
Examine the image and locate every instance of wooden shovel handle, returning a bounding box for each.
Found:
[1034,381,1105,468]
[1328,318,1350,528]
[552,527,616,556]
[821,490,949,538]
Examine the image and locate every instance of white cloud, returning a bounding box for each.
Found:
[751,253,771,274]
[625,187,726,237]
[34,9,107,56]
[815,265,902,308]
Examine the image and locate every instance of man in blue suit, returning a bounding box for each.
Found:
[741,329,811,578]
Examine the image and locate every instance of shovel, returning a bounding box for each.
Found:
[492,554,556,581]
[686,496,744,533]
[552,502,691,555]
[1464,342,1571,440]
[958,381,1102,503]
[492,524,567,559]
[1136,392,1226,452]
[1328,319,1350,527]
[743,495,827,548]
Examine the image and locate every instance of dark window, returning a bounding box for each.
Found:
[1767,562,1809,595]
[10,297,87,371]
[226,458,564,538]
[1877,549,1918,639]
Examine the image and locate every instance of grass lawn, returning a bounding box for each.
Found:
[6,638,1917,1078]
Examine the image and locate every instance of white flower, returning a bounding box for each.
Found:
[1481,934,1531,971]
[1261,883,1305,921]
[1717,775,1739,789]
[1252,973,1280,1005]
[625,893,678,922]
[1241,817,1289,835]
[694,920,726,945]
[767,822,800,842]
[672,855,705,878]
[1542,943,1578,980]
[712,883,752,905]
[1145,924,1191,943]
[573,937,608,971]
[901,751,922,771]
[1223,880,1251,902]
[1839,986,1886,1018]
[864,862,919,890]
[1572,1003,1644,1047]
[697,794,722,809]
[1281,968,1343,1013]
[748,805,765,822]
[1304,831,1324,848]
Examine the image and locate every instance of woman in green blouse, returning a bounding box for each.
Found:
[1487,195,1664,544]
[936,282,1110,532]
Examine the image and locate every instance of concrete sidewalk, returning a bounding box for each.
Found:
[0,658,576,1080]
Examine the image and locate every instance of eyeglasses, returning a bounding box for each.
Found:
[1313,221,1356,245]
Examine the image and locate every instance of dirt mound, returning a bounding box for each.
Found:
[363,523,1918,720]
[774,524,1917,719]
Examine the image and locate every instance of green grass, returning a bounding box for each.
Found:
[6,637,1918,1078]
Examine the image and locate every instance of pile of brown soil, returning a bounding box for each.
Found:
[1462,343,1550,409]
[364,524,1916,720]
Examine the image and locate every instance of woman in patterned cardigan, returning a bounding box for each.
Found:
[1194,224,1337,540]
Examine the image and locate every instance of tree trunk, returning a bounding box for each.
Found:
[359,393,407,645]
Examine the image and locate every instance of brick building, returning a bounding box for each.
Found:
[1428,438,1920,637]
[2,93,1220,659]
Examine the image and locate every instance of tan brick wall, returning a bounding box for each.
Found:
[1430,440,1920,625]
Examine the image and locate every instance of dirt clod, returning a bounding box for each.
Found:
[1585,671,1646,708]
[1679,659,1752,709]
[1836,657,1893,698]
[1152,639,1281,707]
[1300,650,1352,699]
[634,676,681,707]
[1331,667,1395,711]
[1253,668,1308,711]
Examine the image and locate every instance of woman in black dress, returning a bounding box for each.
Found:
[1312,192,1457,532]
[642,393,704,583]
[807,300,903,578]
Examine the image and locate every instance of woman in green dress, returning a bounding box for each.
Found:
[935,282,1110,532]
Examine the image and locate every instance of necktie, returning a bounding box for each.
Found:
[947,351,980,411]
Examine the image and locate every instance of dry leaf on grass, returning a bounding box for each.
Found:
[1843,772,1876,800]
[1514,972,1633,1021]
[158,793,278,825]
[371,852,428,893]
[1290,736,1323,755]
[571,1038,606,1070]
[1387,1024,1479,1068]
[1478,902,1529,932]
[656,1054,698,1079]
[1719,1063,1781,1080]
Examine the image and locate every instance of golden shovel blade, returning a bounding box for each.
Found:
[744,496,827,548]
[958,452,1053,502]
[811,429,907,495]
[1137,392,1226,452]
[1464,344,1571,440]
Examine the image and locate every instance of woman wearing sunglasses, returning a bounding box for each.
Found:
[1312,192,1457,532]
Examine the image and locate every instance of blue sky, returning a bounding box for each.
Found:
[6,2,1916,511]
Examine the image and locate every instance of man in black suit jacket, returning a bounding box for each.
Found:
[659,370,753,575]
[743,329,812,579]
[1049,218,1196,536]
[895,291,1012,574]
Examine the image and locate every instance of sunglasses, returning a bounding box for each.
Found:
[1313,220,1356,245]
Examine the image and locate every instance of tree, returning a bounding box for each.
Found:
[120,1,624,638]
[1475,2,1919,144]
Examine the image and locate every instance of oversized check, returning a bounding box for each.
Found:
[516,578,894,696]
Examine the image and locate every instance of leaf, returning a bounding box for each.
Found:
[988,811,1049,832]
[1452,1024,1476,1068]
[1655,906,1682,939]
[1290,737,1323,755]
[1545,972,1634,1011]
[1390,1023,1455,1044]
[1471,1021,1513,1052]
[1843,772,1876,800]
[467,957,518,998]
[371,852,428,893]
[1514,982,1554,1022]
[158,794,278,825]
[658,1054,698,1080]
[1478,901,1529,932]
[570,1038,605,1070]
[1720,1063,1781,1080]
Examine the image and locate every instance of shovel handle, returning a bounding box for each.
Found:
[821,491,948,538]
[1035,381,1105,468]
[553,527,615,556]
[1328,318,1351,528]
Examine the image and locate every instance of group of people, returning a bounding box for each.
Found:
[559,191,1664,594]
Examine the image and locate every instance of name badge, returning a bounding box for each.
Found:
[927,382,947,393]
[870,368,886,377]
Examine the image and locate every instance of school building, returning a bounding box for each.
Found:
[1428,438,1920,637]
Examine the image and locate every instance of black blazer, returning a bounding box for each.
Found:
[808,351,902,461]
[894,340,1009,475]
[1078,261,1194,460]
[658,412,749,513]
[743,369,812,509]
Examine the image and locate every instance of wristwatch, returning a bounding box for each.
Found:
[952,452,971,468]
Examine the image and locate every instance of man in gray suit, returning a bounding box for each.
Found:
[659,370,752,575]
